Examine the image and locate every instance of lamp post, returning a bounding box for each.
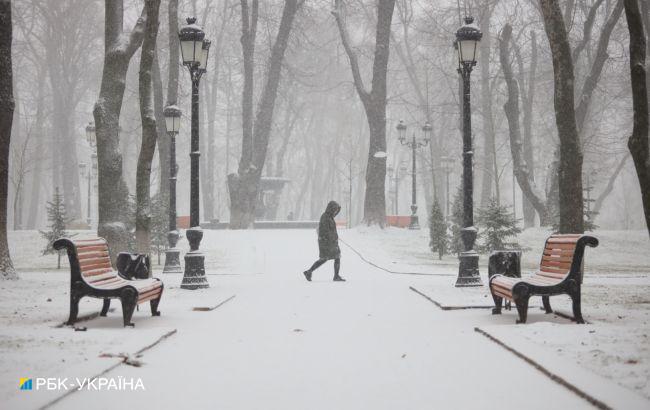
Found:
[163,105,183,274]
[441,156,454,218]
[396,120,430,229]
[178,17,210,289]
[79,163,92,227]
[455,17,482,287]
[387,162,408,215]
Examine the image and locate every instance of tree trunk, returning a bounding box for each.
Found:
[166,0,179,106]
[539,0,584,234]
[479,8,497,207]
[153,50,169,211]
[135,0,161,254]
[26,66,46,230]
[0,0,16,279]
[624,0,650,238]
[575,0,624,134]
[229,0,301,229]
[93,2,147,259]
[516,31,538,228]
[333,0,395,226]
[500,24,550,225]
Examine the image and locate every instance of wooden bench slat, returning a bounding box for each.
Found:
[81,267,114,277]
[79,258,111,268]
[539,265,569,274]
[536,271,567,280]
[77,245,108,255]
[544,243,578,251]
[541,255,574,263]
[77,251,110,260]
[80,263,113,274]
[540,261,572,271]
[546,237,580,244]
[85,271,118,282]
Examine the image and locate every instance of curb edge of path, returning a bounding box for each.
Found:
[40,329,178,410]
[409,285,493,310]
[474,326,611,410]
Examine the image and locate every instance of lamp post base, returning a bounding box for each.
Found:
[181,251,209,289]
[162,248,182,274]
[408,215,420,230]
[409,204,420,230]
[455,251,482,287]
[455,226,482,287]
[180,227,209,289]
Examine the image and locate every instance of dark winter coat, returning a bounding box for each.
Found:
[318,201,341,260]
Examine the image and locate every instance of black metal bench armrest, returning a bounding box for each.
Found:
[53,238,82,282]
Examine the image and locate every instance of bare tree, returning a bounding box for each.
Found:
[332,0,396,226]
[623,0,650,238]
[93,1,147,258]
[514,31,538,228]
[500,23,550,225]
[228,0,303,228]
[539,0,584,233]
[135,0,161,253]
[0,0,17,279]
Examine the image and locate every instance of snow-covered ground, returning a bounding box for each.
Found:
[1,227,649,409]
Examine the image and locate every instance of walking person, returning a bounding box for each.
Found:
[303,201,346,282]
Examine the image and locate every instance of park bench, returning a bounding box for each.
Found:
[54,237,164,327]
[489,234,598,324]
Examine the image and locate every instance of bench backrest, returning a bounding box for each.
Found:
[538,234,599,283]
[54,237,116,286]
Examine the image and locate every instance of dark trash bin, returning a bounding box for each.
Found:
[488,250,521,310]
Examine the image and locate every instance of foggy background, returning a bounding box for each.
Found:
[6,0,641,230]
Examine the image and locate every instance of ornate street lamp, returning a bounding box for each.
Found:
[387,162,408,215]
[440,156,455,218]
[397,120,430,229]
[162,105,183,274]
[455,16,482,287]
[79,162,92,227]
[178,17,210,289]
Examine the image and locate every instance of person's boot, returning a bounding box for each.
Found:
[333,275,346,282]
[303,270,312,282]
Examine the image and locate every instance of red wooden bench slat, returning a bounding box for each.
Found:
[77,251,110,260]
[82,267,113,276]
[76,247,108,255]
[544,242,578,251]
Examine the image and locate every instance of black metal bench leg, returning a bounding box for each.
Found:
[120,289,137,327]
[66,292,81,326]
[491,293,502,315]
[150,297,161,316]
[542,296,552,314]
[100,299,111,316]
[515,296,529,324]
[570,290,585,324]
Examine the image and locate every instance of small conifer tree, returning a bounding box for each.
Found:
[429,200,448,259]
[40,187,71,268]
[476,198,522,253]
[150,193,168,264]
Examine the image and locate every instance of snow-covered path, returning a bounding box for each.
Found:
[56,230,590,409]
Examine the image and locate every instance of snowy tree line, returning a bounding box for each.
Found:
[1,0,650,278]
